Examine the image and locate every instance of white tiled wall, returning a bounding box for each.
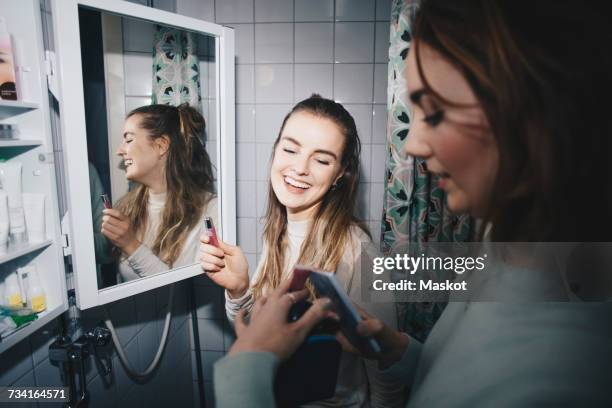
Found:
[174,2,391,405]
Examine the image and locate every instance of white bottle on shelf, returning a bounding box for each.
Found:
[3,272,23,310]
[25,265,45,313]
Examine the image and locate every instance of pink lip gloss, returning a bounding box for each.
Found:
[203,217,219,247]
[101,194,111,209]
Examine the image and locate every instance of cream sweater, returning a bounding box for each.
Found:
[225,219,404,407]
[118,192,218,282]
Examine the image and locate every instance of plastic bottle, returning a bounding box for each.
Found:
[4,272,23,310]
[26,266,46,313]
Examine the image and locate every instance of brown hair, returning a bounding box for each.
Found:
[116,103,215,266]
[252,94,368,298]
[412,0,612,241]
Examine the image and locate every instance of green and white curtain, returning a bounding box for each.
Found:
[152,26,202,110]
[381,0,474,341]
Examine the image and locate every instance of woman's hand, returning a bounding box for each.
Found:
[336,305,409,370]
[101,209,140,255]
[229,278,336,361]
[200,235,249,297]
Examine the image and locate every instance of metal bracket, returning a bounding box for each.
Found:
[44,50,60,100]
[61,211,71,256]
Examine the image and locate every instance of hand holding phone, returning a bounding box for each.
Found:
[298,266,382,355]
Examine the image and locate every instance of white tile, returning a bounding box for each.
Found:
[236,104,256,142]
[122,18,155,53]
[227,23,254,63]
[295,0,333,21]
[236,64,255,103]
[223,320,237,350]
[195,285,225,319]
[295,23,333,63]
[256,216,266,253]
[29,320,59,367]
[344,104,373,144]
[201,350,225,381]
[334,64,373,103]
[335,22,374,63]
[125,96,152,114]
[360,144,372,183]
[33,358,64,388]
[256,180,269,218]
[370,182,385,220]
[113,338,139,399]
[255,104,291,143]
[376,0,392,21]
[124,52,153,96]
[375,22,390,62]
[237,180,257,217]
[206,140,218,178]
[294,64,333,102]
[256,143,274,180]
[371,144,387,183]
[238,217,257,252]
[154,0,176,12]
[374,63,387,103]
[87,372,117,408]
[255,64,294,103]
[199,60,214,100]
[255,0,293,22]
[255,23,294,63]
[336,0,375,21]
[356,183,370,221]
[237,142,256,180]
[369,220,382,247]
[216,0,254,23]
[202,99,217,141]
[372,104,388,144]
[198,319,226,351]
[176,0,214,20]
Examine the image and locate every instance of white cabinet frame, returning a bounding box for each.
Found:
[52,0,235,309]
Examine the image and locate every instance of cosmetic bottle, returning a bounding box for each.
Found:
[25,265,45,313]
[4,272,23,310]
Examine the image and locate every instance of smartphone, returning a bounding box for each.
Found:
[290,266,311,292]
[203,216,219,247]
[101,194,111,209]
[304,266,382,355]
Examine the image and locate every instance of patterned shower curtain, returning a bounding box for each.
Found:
[152,26,202,110]
[380,0,474,342]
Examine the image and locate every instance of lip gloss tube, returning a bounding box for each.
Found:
[101,194,111,209]
[203,217,219,247]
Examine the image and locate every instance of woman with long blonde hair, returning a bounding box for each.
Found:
[102,103,217,281]
[201,94,402,406]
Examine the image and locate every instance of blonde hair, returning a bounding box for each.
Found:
[252,95,369,298]
[115,103,215,267]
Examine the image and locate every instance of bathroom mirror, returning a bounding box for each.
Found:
[52,0,235,309]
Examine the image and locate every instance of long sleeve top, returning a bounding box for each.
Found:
[223,219,404,407]
[117,192,218,281]
[215,257,612,407]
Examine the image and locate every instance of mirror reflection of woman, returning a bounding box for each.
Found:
[200,94,403,406]
[101,103,217,282]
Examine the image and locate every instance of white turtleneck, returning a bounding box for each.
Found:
[224,220,403,408]
[118,192,218,282]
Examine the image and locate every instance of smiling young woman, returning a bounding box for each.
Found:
[201,94,403,406]
[102,103,217,282]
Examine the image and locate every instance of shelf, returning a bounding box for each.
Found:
[0,139,42,148]
[0,100,39,120]
[0,304,66,354]
[0,239,53,265]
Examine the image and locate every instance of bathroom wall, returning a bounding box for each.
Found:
[172,0,392,406]
[0,1,195,408]
[1,1,391,408]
